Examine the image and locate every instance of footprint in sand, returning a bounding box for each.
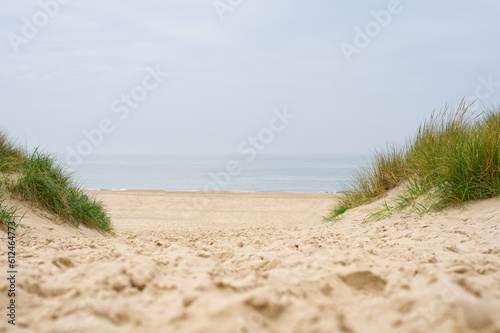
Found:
[339,270,387,293]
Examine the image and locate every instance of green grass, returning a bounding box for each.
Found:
[0,133,24,173]
[326,101,500,222]
[323,204,350,222]
[0,132,113,233]
[0,192,21,228]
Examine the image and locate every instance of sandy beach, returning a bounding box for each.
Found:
[1,190,500,333]
[3,1,499,332]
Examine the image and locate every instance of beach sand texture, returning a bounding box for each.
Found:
[1,190,500,332]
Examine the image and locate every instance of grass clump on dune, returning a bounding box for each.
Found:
[326,101,500,222]
[0,133,113,233]
[0,193,22,228]
[6,150,113,233]
[0,133,24,173]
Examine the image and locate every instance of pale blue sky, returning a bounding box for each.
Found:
[1,0,500,157]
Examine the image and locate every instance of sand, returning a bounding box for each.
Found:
[1,190,500,333]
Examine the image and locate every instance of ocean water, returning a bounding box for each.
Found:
[62,154,370,193]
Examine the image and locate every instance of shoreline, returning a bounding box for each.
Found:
[86,189,339,197]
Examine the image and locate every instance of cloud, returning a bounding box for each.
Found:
[147,20,225,45]
[1,0,500,155]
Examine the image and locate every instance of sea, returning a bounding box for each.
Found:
[60,154,370,193]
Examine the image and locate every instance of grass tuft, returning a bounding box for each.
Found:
[0,132,24,173]
[0,192,21,228]
[323,203,350,222]
[6,150,112,233]
[0,131,113,233]
[326,100,500,222]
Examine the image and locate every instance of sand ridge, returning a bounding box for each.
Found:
[0,191,499,332]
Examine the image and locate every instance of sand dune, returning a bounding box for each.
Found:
[1,190,499,332]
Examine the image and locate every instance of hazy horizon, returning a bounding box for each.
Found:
[2,0,500,164]
[63,153,371,193]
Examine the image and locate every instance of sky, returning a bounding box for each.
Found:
[1,0,500,162]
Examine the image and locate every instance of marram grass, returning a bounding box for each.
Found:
[0,192,21,227]
[0,132,24,173]
[326,101,500,222]
[0,134,112,233]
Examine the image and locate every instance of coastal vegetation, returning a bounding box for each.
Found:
[0,132,112,232]
[326,101,500,222]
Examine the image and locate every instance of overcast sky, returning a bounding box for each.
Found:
[1,0,500,159]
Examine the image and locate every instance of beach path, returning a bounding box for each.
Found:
[1,191,499,332]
